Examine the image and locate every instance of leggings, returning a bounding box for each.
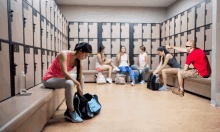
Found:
[131,65,149,81]
[43,74,84,110]
[119,66,135,81]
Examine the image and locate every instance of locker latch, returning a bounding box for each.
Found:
[0,42,1,51]
[10,10,14,22]
[13,64,18,76]
[33,23,36,32]
[34,63,37,71]
[24,17,27,28]
[42,62,44,70]
[25,63,28,74]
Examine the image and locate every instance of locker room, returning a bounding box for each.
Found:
[0,0,220,131]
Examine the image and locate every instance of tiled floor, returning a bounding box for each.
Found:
[42,83,220,132]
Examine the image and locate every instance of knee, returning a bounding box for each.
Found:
[162,69,166,74]
[65,80,74,88]
[108,66,112,70]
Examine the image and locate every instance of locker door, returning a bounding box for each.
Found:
[79,38,88,43]
[33,0,40,12]
[187,30,195,41]
[169,18,175,36]
[205,51,212,69]
[102,39,111,54]
[143,24,151,39]
[47,22,51,50]
[133,39,142,54]
[165,37,169,46]
[188,7,195,30]
[51,25,54,51]
[25,47,34,89]
[0,0,8,40]
[181,11,188,32]
[41,0,46,17]
[89,55,97,70]
[196,27,204,50]
[206,0,213,25]
[196,2,205,28]
[14,45,24,94]
[11,0,23,43]
[205,25,212,50]
[33,11,41,48]
[50,0,54,25]
[46,0,51,22]
[111,55,118,67]
[24,3,33,46]
[51,51,55,62]
[102,23,111,38]
[180,32,187,47]
[180,53,187,68]
[133,23,142,39]
[121,39,129,53]
[82,57,88,70]
[69,22,78,38]
[165,20,169,37]
[34,49,41,85]
[79,22,88,38]
[169,36,174,53]
[175,34,181,53]
[161,39,165,46]
[121,23,129,38]
[162,22,166,39]
[0,43,11,101]
[175,14,181,34]
[112,39,120,54]
[112,23,120,38]
[151,55,159,70]
[133,55,139,66]
[152,24,160,39]
[41,18,47,49]
[47,51,51,69]
[42,50,47,79]
[152,39,160,54]
[174,53,181,66]
[89,38,97,54]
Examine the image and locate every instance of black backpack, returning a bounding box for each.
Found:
[146,73,161,90]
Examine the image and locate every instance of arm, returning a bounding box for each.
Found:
[184,64,189,71]
[127,54,130,66]
[155,54,171,73]
[166,45,187,52]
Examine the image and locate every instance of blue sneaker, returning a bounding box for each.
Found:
[64,110,83,123]
[158,85,168,91]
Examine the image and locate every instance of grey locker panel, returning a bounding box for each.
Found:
[34,49,41,85]
[152,24,160,39]
[89,55,97,70]
[79,22,88,38]
[51,52,55,62]
[24,3,33,46]
[79,38,88,44]
[102,39,111,54]
[205,25,212,50]
[133,23,142,39]
[169,18,175,36]
[47,51,51,68]
[0,0,8,40]
[187,30,195,42]
[121,39,129,53]
[175,53,181,66]
[112,39,120,54]
[41,18,47,49]
[33,0,40,12]
[46,0,50,22]
[196,2,205,28]
[180,32,187,47]
[175,14,181,34]
[42,50,47,78]
[152,39,160,54]
[0,43,11,101]
[180,53,187,68]
[188,7,195,30]
[143,39,151,54]
[133,56,139,66]
[11,0,23,43]
[175,34,181,53]
[47,22,51,50]
[112,23,120,38]
[69,22,78,38]
[206,0,212,25]
[34,12,41,48]
[169,36,174,53]
[102,23,111,38]
[14,45,24,94]
[181,11,188,32]
[143,24,151,39]
[41,0,46,17]
[69,39,78,51]
[133,39,142,54]
[205,51,212,69]
[121,23,129,38]
[51,26,54,51]
[196,27,204,50]
[82,58,88,70]
[151,55,159,70]
[166,21,169,37]
[89,38,97,54]
[162,22,166,39]
[50,0,54,25]
[25,47,34,89]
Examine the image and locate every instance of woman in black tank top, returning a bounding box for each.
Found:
[153,46,181,91]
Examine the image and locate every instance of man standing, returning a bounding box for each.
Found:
[166,40,212,97]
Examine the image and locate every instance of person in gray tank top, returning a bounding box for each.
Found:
[153,46,182,91]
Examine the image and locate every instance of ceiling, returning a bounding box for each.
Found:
[55,0,177,7]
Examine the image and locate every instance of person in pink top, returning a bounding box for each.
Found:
[43,42,92,123]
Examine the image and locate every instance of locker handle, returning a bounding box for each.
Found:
[14,64,18,76]
[10,10,14,13]
[34,63,37,71]
[25,63,28,74]
[24,17,27,21]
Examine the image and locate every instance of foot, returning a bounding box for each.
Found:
[113,67,120,72]
[140,80,145,85]
[131,81,135,86]
[106,78,113,84]
[158,85,168,91]
[172,88,184,97]
[64,110,83,123]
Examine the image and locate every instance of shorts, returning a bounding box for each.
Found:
[95,65,109,71]
[180,68,203,79]
[175,68,181,71]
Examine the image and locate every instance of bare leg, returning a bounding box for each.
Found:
[96,65,112,78]
[161,68,179,87]
[178,70,184,90]
[109,61,116,68]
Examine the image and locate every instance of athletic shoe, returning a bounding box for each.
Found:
[158,85,168,91]
[64,110,83,123]
[172,88,184,97]
[106,78,113,84]
[131,81,135,86]
[113,67,120,72]
[140,80,145,85]
[139,70,142,74]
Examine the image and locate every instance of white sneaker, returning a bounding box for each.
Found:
[140,80,145,85]
[106,78,113,84]
[131,81,135,86]
[112,67,120,72]
[139,70,142,74]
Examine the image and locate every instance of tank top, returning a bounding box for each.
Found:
[139,52,149,67]
[163,55,181,68]
[96,54,105,67]
[43,52,74,81]
[119,54,128,67]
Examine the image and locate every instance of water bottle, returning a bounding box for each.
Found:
[20,71,26,94]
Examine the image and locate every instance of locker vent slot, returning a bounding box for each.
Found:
[42,50,45,55]
[112,23,116,25]
[112,38,116,41]
[205,25,210,30]
[169,18,172,22]
[206,0,211,4]
[181,32,184,36]
[51,52,53,56]
[180,53,184,56]
[102,38,107,41]
[69,22,74,25]
[181,12,184,16]
[143,39,147,42]
[47,51,50,55]
[133,39,138,42]
[41,17,44,22]
[175,34,178,38]
[196,3,201,9]
[188,8,192,13]
[134,54,138,57]
[25,47,30,54]
[79,38,84,41]
[33,9,37,17]
[24,2,29,11]
[143,24,148,26]
[88,22,93,25]
[121,39,125,41]
[111,54,116,57]
[14,45,19,52]
[204,51,210,55]
[121,23,125,26]
[89,54,93,57]
[161,39,163,42]
[187,30,191,34]
[152,39,156,42]
[102,22,107,25]
[175,15,178,19]
[152,54,156,57]
[133,23,138,26]
[0,42,1,51]
[196,28,200,32]
[165,37,167,40]
[165,20,167,24]
[169,36,172,39]
[51,24,53,29]
[152,24,156,26]
[79,22,84,25]
[34,49,38,54]
[89,38,93,41]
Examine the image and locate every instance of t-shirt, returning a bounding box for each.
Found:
[185,48,211,77]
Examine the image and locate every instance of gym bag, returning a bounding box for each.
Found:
[146,73,162,90]
[96,72,106,84]
[115,73,126,84]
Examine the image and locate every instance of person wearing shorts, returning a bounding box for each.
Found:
[166,40,212,97]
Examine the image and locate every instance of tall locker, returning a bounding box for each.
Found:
[165,21,169,37]
[102,39,111,54]
[133,55,139,66]
[25,47,34,89]
[81,58,88,70]
[151,55,159,70]
[196,27,204,50]
[169,36,174,53]
[34,49,41,85]
[152,24,160,39]
[169,18,175,36]
[133,39,142,54]
[121,23,129,38]
[112,23,120,38]
[175,34,181,53]
[88,55,97,70]
[180,32,187,47]
[111,39,120,54]
[79,22,88,38]
[0,0,8,41]
[0,43,11,101]
[196,2,205,28]
[11,0,23,43]
[175,53,181,65]
[89,38,97,54]
[33,0,40,12]
[188,7,195,30]
[47,51,51,69]
[79,38,88,43]
[143,39,151,54]
[205,25,212,50]
[47,22,51,50]
[175,14,181,34]
[102,23,111,38]
[143,24,151,39]
[180,53,187,68]
[50,0,54,25]
[33,11,41,48]
[121,39,129,53]
[152,39,160,54]
[46,0,51,22]
[14,45,24,94]
[181,11,188,32]
[206,0,212,25]
[89,23,98,38]
[41,17,47,49]
[187,30,195,41]
[24,2,33,46]
[41,0,46,17]
[69,22,78,38]
[42,50,47,79]
[133,23,142,38]
[51,25,54,51]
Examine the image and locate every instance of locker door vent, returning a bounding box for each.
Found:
[152,54,156,57]
[69,22,74,25]
[47,51,50,55]
[34,49,38,55]
[175,53,178,57]
[143,39,147,42]
[181,32,184,36]
[121,23,125,26]
[181,12,184,16]
[111,22,116,25]
[41,17,44,22]
[79,22,84,25]
[112,38,116,41]
[89,54,93,57]
[134,54,138,57]
[205,25,211,30]
[79,38,84,41]
[24,2,29,11]
[25,47,30,54]
[204,51,210,55]
[175,34,178,38]
[187,30,191,34]
[0,42,1,51]
[102,38,107,41]
[180,53,184,56]
[160,23,163,26]
[188,8,192,13]
[42,49,45,55]
[121,39,125,41]
[89,38,93,41]
[88,22,93,25]
[196,28,200,32]
[133,39,138,42]
[169,18,172,22]
[152,39,156,42]
[14,45,19,52]
[175,15,178,19]
[169,36,172,39]
[196,3,201,9]
[111,54,116,57]
[51,52,53,56]
[102,22,107,25]
[133,23,138,26]
[143,23,148,26]
[68,38,74,41]
[206,0,211,4]
[152,23,156,26]
[33,9,37,17]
